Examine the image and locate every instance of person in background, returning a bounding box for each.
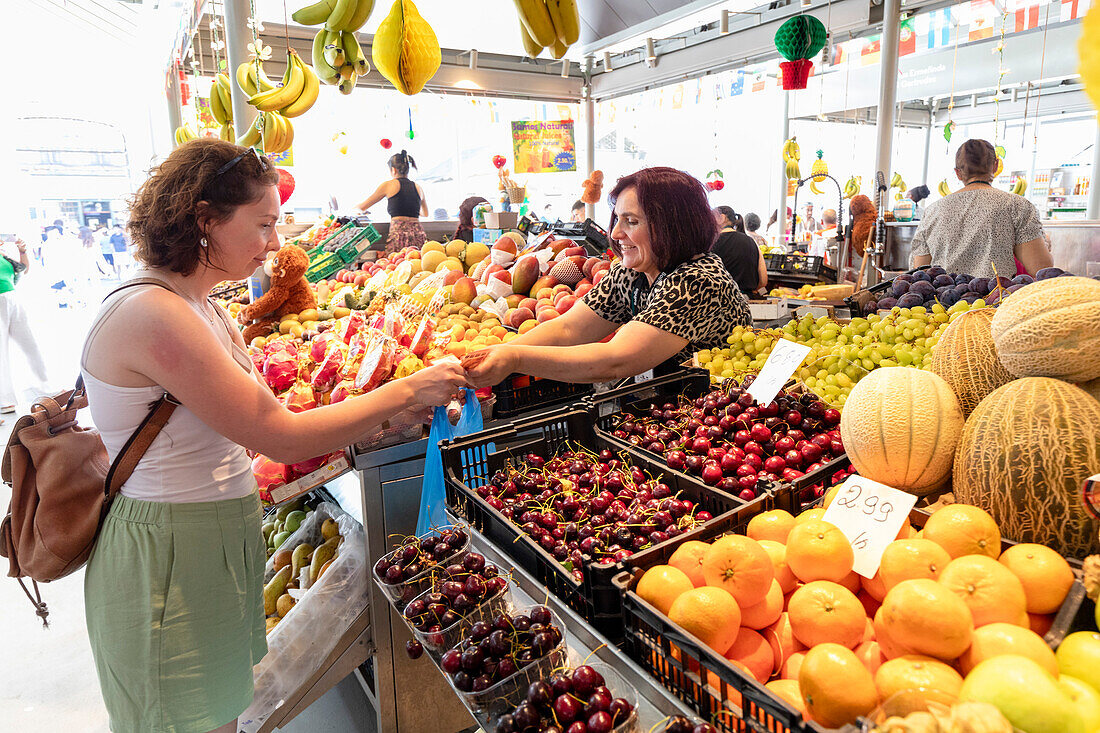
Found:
[712,206,767,297]
[570,200,586,223]
[432,207,448,220]
[912,138,1052,277]
[801,203,818,236]
[355,150,428,255]
[110,224,131,276]
[819,209,837,236]
[0,237,50,414]
[453,196,489,243]
[464,168,751,387]
[745,212,768,249]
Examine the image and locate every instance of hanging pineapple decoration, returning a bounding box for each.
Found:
[809,150,828,194]
[774,14,828,90]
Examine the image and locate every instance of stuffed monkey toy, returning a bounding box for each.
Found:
[237,243,317,343]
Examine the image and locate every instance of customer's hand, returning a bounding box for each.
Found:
[14,238,25,254]
[405,360,468,407]
[463,345,517,388]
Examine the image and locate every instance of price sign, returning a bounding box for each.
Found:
[821,475,918,578]
[634,369,654,384]
[746,338,811,407]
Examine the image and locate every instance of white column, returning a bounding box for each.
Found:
[167,67,182,142]
[224,0,257,144]
[778,91,790,245]
[585,57,596,221]
[1088,118,1100,219]
[873,0,902,185]
[920,104,933,186]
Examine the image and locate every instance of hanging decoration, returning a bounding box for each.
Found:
[704,169,725,191]
[809,150,828,194]
[943,12,961,143]
[581,170,604,204]
[492,154,507,169]
[276,168,296,204]
[380,138,393,149]
[774,14,827,90]
[332,131,349,155]
[1080,5,1100,111]
[372,0,442,95]
[406,107,415,140]
[943,120,956,142]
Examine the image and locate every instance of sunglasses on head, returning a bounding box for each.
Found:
[214,147,268,178]
[1084,474,1100,520]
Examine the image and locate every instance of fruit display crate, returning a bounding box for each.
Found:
[491,373,594,420]
[587,370,849,513]
[612,507,820,733]
[439,406,777,640]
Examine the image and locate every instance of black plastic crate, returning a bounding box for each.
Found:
[613,509,818,733]
[491,374,594,419]
[587,370,849,513]
[439,407,779,640]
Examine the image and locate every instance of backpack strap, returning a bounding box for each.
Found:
[103,391,178,501]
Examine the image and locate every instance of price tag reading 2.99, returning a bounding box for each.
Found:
[821,475,918,578]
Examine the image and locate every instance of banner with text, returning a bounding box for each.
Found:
[511,120,577,174]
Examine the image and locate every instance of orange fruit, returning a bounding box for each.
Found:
[782,651,806,680]
[862,617,876,643]
[758,540,798,594]
[857,589,882,618]
[787,580,866,649]
[822,485,841,508]
[636,565,694,616]
[957,622,1059,676]
[668,540,709,587]
[895,522,917,540]
[763,612,805,675]
[701,535,774,607]
[797,508,826,523]
[725,627,774,683]
[873,655,964,701]
[855,640,885,675]
[873,607,911,660]
[786,519,854,583]
[766,679,806,716]
[922,504,1001,559]
[741,579,784,630]
[747,509,797,543]
[938,554,1028,627]
[879,579,973,661]
[668,586,742,655]
[798,643,879,728]
[1028,612,1056,637]
[861,570,887,602]
[838,570,862,594]
[998,543,1076,614]
[879,538,953,590]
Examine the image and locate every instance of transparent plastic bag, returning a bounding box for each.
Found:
[238,502,368,733]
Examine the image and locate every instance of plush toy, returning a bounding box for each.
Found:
[848,194,876,257]
[581,170,604,205]
[238,244,317,342]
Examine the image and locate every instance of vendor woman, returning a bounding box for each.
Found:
[355,150,428,255]
[466,167,751,387]
[911,138,1052,277]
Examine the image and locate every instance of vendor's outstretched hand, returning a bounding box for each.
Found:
[463,345,516,388]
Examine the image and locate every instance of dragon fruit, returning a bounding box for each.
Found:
[252,454,289,490]
[354,335,397,392]
[310,340,345,393]
[329,379,356,404]
[288,451,341,479]
[309,330,336,363]
[262,350,298,392]
[282,380,318,412]
[339,311,369,344]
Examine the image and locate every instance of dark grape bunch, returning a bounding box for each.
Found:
[441,606,563,694]
[374,526,469,586]
[495,665,634,733]
[478,449,709,582]
[403,552,508,640]
[612,377,842,503]
[662,716,715,733]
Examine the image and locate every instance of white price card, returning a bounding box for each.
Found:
[634,369,655,384]
[746,338,812,407]
[821,475,918,578]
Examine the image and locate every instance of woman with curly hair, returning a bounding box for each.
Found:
[355,150,428,255]
[81,139,467,733]
[453,195,489,243]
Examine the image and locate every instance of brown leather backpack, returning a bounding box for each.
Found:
[0,279,178,626]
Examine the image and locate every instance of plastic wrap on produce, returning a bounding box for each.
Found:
[238,502,367,733]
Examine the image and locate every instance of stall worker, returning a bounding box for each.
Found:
[464,167,751,386]
[570,200,586,222]
[712,205,767,296]
[80,139,467,733]
[355,150,428,255]
[911,138,1052,277]
[453,196,490,243]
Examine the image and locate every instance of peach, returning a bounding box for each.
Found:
[519,297,537,312]
[508,307,534,328]
[537,309,560,323]
[575,283,593,298]
[555,295,577,314]
[518,319,540,334]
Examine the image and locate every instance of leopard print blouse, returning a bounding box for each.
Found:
[583,253,751,364]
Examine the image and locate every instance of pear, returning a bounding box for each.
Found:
[291,543,314,580]
[959,654,1085,733]
[263,566,292,616]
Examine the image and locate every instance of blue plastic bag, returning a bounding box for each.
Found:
[417,388,483,536]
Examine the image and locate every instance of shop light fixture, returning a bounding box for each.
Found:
[603,51,613,71]
[561,60,570,77]
[645,37,657,63]
[469,49,478,70]
[453,79,482,90]
[802,0,812,7]
[720,9,730,34]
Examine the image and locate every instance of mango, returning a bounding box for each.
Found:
[452,276,477,305]
[291,543,314,580]
[511,255,540,296]
[264,566,292,615]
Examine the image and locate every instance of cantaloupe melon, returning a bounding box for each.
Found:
[931,308,1015,416]
[953,377,1100,558]
[990,276,1100,383]
[1078,378,1100,404]
[839,367,965,496]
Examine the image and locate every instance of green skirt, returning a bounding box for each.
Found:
[85,493,268,733]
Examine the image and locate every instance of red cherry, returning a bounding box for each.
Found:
[701,462,723,485]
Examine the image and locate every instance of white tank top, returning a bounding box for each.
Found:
[80,279,257,503]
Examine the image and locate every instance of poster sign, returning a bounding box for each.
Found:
[511,120,576,173]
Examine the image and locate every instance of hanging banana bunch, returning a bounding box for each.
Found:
[173,124,199,148]
[247,50,318,115]
[938,179,952,197]
[295,0,376,94]
[785,158,801,181]
[513,0,580,59]
[1011,176,1028,196]
[842,176,861,199]
[782,137,800,164]
[208,73,235,141]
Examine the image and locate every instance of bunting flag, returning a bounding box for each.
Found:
[899,17,918,55]
[671,84,684,109]
[1060,0,1089,21]
[861,36,882,65]
[924,6,954,49]
[968,0,998,40]
[752,74,766,93]
[730,70,745,97]
[1010,0,1043,30]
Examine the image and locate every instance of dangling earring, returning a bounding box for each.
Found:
[200,237,208,248]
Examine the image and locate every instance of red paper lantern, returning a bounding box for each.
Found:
[492,155,507,169]
[276,168,295,205]
[380,138,392,149]
[780,59,813,90]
